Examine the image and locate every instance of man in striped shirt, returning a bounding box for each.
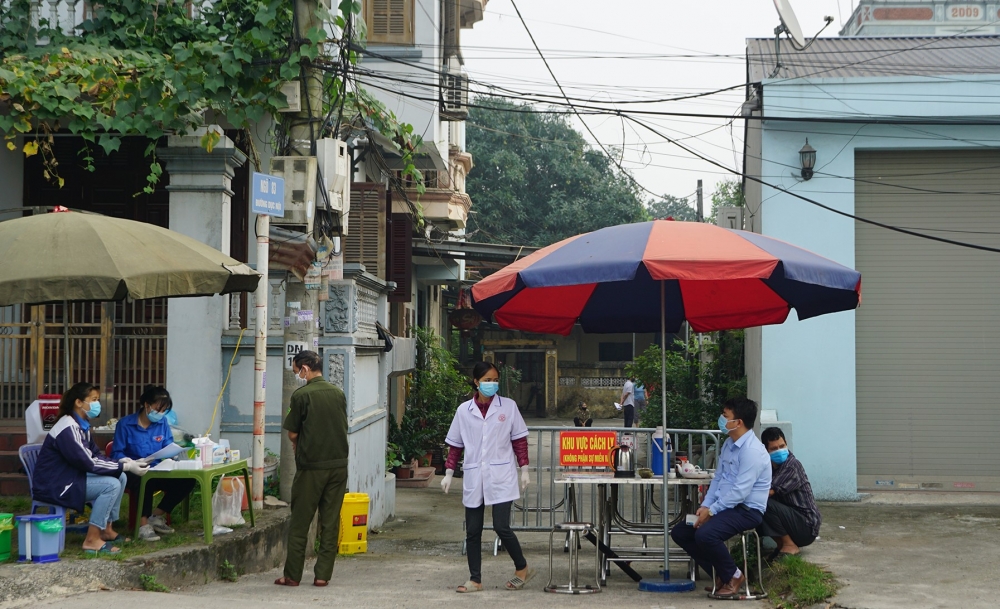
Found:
[758,427,822,561]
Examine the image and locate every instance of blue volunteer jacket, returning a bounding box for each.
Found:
[111,412,174,464]
[33,414,123,511]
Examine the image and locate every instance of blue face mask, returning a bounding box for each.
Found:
[478,381,499,398]
[147,409,165,424]
[770,448,790,464]
[86,401,102,419]
[718,414,732,434]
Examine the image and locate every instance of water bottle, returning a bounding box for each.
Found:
[651,426,672,476]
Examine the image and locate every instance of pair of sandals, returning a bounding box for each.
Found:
[457,568,535,593]
[766,548,797,563]
[84,533,130,555]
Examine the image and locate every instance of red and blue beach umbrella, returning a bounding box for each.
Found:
[471,220,861,336]
[471,219,860,592]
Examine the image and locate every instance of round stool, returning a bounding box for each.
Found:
[708,529,767,600]
[544,522,601,594]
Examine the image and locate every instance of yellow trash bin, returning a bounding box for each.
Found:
[338,493,370,555]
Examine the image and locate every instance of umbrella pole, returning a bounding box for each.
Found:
[662,281,669,577]
[639,281,694,592]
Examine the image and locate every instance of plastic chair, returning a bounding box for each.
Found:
[18,444,67,553]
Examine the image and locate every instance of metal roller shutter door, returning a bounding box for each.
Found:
[856,149,1000,491]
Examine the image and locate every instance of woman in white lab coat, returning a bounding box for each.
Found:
[440,361,533,592]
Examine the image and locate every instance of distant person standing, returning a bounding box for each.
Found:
[634,382,647,414]
[620,376,636,428]
[275,350,349,588]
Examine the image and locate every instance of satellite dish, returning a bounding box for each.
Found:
[773,0,806,48]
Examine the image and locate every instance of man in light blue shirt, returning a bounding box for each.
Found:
[671,397,771,597]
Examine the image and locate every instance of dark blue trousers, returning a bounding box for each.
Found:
[670,505,763,583]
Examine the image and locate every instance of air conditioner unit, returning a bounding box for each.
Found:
[716,206,743,230]
[441,68,469,121]
[268,156,317,233]
[316,138,351,235]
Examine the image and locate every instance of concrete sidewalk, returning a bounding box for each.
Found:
[807,494,1000,609]
[26,482,1000,609]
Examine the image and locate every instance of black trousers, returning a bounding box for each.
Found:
[757,497,817,549]
[623,404,635,428]
[125,472,196,518]
[466,500,527,583]
[573,418,593,427]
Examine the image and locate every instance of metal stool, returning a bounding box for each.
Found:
[709,529,767,600]
[544,522,601,594]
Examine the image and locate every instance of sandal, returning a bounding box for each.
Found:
[83,541,121,555]
[505,568,535,590]
[274,577,300,587]
[456,580,482,593]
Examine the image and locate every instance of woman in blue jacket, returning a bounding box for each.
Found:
[112,386,194,542]
[33,382,150,554]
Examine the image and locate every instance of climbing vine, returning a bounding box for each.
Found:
[0,0,423,192]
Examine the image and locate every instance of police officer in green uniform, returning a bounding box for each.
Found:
[274,350,349,588]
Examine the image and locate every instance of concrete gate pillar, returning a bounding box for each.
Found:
[545,349,558,417]
[158,128,247,438]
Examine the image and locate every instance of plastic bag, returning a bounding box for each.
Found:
[36,518,64,533]
[212,477,246,527]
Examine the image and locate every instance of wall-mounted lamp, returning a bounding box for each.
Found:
[799,139,816,180]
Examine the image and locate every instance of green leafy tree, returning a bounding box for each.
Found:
[626,331,746,432]
[648,194,697,222]
[389,327,470,463]
[709,178,745,224]
[466,96,648,247]
[0,0,423,191]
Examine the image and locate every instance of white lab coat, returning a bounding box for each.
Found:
[445,395,528,508]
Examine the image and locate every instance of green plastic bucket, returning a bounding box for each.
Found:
[0,513,12,562]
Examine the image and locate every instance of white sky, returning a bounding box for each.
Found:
[462,0,848,206]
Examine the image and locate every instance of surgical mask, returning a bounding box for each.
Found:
[718,414,732,434]
[478,381,499,398]
[147,409,165,424]
[86,401,102,419]
[295,367,309,385]
[770,448,790,464]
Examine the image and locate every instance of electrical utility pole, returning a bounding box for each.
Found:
[279,0,326,502]
[696,179,704,223]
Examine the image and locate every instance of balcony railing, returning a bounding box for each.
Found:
[21,0,213,40]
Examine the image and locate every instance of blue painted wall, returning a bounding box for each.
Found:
[755,75,1000,499]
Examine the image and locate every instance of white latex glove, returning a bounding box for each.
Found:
[520,465,531,492]
[440,469,455,494]
[118,457,132,464]
[123,460,150,477]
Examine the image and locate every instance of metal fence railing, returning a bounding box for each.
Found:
[476,426,723,560]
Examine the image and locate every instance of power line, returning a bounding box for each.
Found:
[627,115,1000,254]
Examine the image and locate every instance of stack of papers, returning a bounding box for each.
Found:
[137,443,187,464]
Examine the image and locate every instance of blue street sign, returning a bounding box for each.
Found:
[252,172,285,216]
